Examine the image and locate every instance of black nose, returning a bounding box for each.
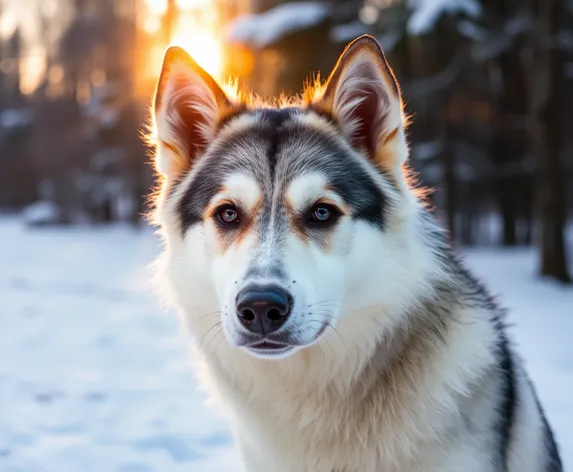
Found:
[236,286,292,335]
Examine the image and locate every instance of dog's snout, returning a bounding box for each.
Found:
[236,286,291,335]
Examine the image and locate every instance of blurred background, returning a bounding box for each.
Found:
[0,0,571,281]
[0,0,571,471]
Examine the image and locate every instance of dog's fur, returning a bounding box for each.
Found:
[149,36,562,471]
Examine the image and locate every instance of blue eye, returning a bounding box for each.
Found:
[216,204,240,225]
[310,203,338,223]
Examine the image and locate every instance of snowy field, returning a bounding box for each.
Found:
[0,216,571,471]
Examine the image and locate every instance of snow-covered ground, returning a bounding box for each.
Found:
[0,216,571,471]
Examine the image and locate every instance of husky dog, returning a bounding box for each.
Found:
[149,36,562,471]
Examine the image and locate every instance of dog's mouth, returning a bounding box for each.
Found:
[237,322,330,359]
[246,340,293,357]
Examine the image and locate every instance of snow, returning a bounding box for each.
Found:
[22,201,61,227]
[0,216,571,471]
[457,19,487,41]
[408,0,481,36]
[0,218,240,472]
[330,21,370,43]
[227,2,331,49]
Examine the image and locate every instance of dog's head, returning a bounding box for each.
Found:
[152,36,436,360]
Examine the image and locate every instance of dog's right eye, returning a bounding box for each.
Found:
[216,204,240,225]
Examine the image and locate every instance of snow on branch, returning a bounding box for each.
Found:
[227,2,331,49]
[330,21,371,44]
[407,0,481,36]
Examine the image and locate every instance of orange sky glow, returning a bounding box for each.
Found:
[1,0,225,95]
[145,0,225,81]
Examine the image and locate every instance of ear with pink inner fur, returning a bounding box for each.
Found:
[153,46,236,178]
[313,35,408,172]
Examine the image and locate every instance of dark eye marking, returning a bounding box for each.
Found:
[215,203,240,226]
[305,202,341,228]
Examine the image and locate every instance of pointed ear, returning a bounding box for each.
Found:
[313,35,408,172]
[153,46,237,178]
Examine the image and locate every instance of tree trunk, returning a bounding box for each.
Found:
[162,0,178,43]
[491,132,517,245]
[499,182,518,245]
[529,0,571,283]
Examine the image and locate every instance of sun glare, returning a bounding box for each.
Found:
[170,22,224,80]
[146,0,168,15]
[144,0,225,81]
[177,0,212,8]
[145,0,215,16]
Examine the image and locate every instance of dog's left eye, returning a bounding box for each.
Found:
[309,203,338,224]
[216,204,240,225]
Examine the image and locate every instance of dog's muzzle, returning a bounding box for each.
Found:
[235,285,294,356]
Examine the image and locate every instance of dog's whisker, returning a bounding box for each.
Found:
[189,311,223,326]
[307,300,342,307]
[198,320,223,347]
[210,329,228,353]
[305,310,344,344]
[206,324,225,349]
[312,334,326,369]
[204,328,223,352]
[308,324,335,359]
[328,326,346,349]
[307,304,340,310]
[308,311,337,319]
[305,308,336,315]
[307,319,347,349]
